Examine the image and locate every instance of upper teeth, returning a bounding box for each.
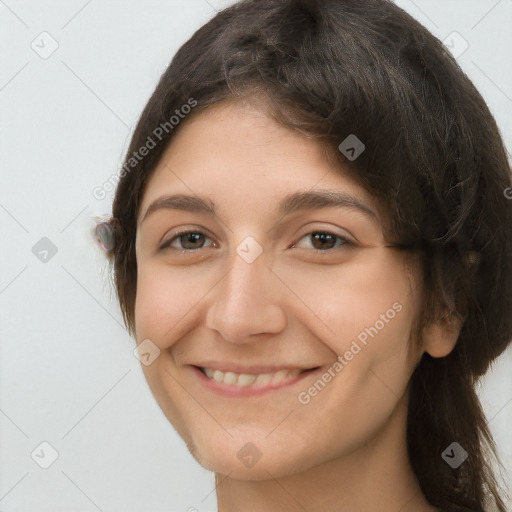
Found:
[202,367,302,387]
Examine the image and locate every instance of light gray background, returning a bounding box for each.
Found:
[1,1,511,511]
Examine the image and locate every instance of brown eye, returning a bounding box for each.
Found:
[294,231,353,251]
[311,232,338,250]
[160,231,214,250]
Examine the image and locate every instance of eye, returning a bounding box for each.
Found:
[160,230,215,251]
[292,231,354,251]
[159,229,354,252]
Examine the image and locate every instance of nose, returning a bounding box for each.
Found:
[205,245,287,344]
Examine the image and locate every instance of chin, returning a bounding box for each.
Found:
[185,429,319,481]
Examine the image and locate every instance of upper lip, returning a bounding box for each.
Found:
[191,362,321,374]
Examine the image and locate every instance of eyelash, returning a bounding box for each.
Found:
[159,229,355,253]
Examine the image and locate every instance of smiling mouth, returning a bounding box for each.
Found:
[197,366,320,388]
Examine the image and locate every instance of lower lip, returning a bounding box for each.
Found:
[190,366,322,397]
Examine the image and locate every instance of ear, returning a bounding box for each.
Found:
[422,311,463,358]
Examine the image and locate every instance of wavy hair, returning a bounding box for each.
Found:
[103,1,512,509]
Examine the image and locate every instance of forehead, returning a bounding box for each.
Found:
[138,99,384,223]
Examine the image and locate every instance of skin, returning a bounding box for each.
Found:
[134,97,462,512]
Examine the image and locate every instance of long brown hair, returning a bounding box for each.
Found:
[104,0,512,509]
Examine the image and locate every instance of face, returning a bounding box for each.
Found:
[134,98,425,480]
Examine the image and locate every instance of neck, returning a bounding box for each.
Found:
[215,395,438,512]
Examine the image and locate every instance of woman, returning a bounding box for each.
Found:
[98,0,512,510]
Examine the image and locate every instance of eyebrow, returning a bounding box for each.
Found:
[139,190,379,226]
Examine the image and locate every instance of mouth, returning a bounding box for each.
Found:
[190,364,322,396]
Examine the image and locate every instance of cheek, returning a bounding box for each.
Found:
[277,249,422,422]
[134,261,214,345]
[287,257,419,450]
[274,249,419,353]
[134,263,181,343]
